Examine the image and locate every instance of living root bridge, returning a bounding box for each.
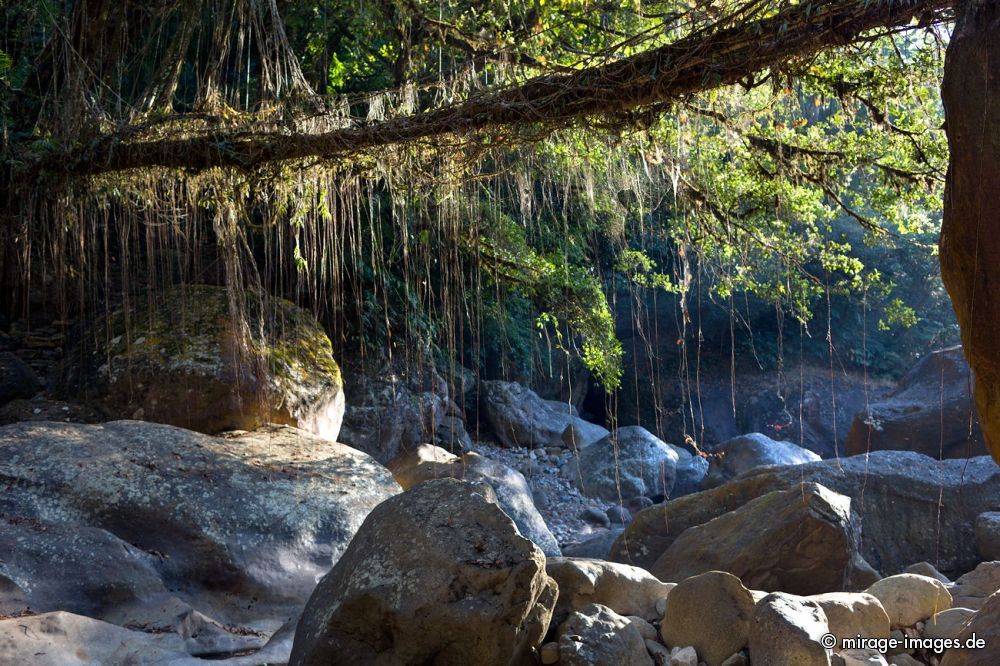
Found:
[58,0,953,177]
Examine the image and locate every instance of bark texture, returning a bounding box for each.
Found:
[940,0,1000,463]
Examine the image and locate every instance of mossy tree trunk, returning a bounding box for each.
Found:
[940,0,1000,463]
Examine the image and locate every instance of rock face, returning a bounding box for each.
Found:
[651,483,875,595]
[611,452,1000,576]
[546,557,674,624]
[0,420,399,660]
[557,603,653,666]
[388,445,560,556]
[949,561,1000,610]
[844,347,985,459]
[290,479,557,666]
[941,590,1000,666]
[865,574,953,628]
[660,571,754,666]
[339,366,472,464]
[749,593,832,666]
[0,351,40,403]
[79,285,345,439]
[703,433,821,489]
[563,426,679,502]
[482,380,608,449]
[940,0,1000,464]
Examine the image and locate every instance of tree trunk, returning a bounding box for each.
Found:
[940,0,1000,463]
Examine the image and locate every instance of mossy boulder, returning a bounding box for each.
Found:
[89,284,344,438]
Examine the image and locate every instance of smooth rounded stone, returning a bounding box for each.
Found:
[865,574,953,628]
[581,507,612,527]
[628,616,658,641]
[540,641,560,665]
[0,421,399,633]
[83,285,345,439]
[749,592,832,666]
[673,455,710,497]
[608,505,633,525]
[547,557,674,623]
[609,451,1000,577]
[669,645,698,666]
[808,593,890,642]
[0,611,194,665]
[388,445,561,555]
[0,351,41,403]
[562,426,680,502]
[941,589,1000,665]
[655,597,668,616]
[652,483,876,595]
[975,512,1000,560]
[949,561,1000,609]
[562,528,624,559]
[702,433,820,489]
[290,479,558,666]
[924,607,975,640]
[558,603,653,666]
[660,571,754,666]
[482,380,608,449]
[903,561,951,584]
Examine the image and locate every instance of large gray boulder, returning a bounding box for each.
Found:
[0,420,399,660]
[749,593,832,666]
[703,433,820,489]
[659,570,754,666]
[76,285,345,439]
[290,479,557,666]
[557,603,653,666]
[482,380,608,449]
[611,451,1000,577]
[562,426,679,502]
[388,445,560,556]
[845,347,986,459]
[651,483,876,595]
[339,367,472,464]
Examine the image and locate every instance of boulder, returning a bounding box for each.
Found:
[941,591,1000,666]
[903,561,951,584]
[546,557,674,623]
[481,380,608,449]
[975,512,1000,560]
[660,571,755,666]
[749,593,832,666]
[78,285,345,439]
[651,483,876,595]
[563,426,679,502]
[339,367,471,464]
[563,528,624,559]
[557,603,653,666]
[289,479,557,666]
[702,433,820,489]
[388,445,560,556]
[0,420,399,643]
[808,593,890,642]
[949,561,1000,610]
[673,455,709,497]
[844,347,985,459]
[925,607,975,640]
[865,574,953,628]
[0,351,40,403]
[610,452,1000,577]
